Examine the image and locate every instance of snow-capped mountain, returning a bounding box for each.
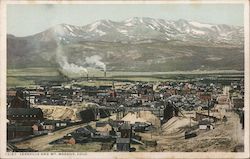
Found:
[22,17,243,46]
[7,17,244,71]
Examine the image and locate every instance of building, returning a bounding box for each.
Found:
[198,120,214,130]
[32,123,43,135]
[110,120,125,132]
[116,138,130,151]
[231,97,244,109]
[75,125,96,137]
[42,123,55,132]
[163,103,178,122]
[195,112,219,122]
[96,122,113,136]
[132,122,150,132]
[42,120,68,132]
[119,122,132,138]
[7,90,44,140]
[116,122,132,151]
[7,108,44,123]
[9,90,30,108]
[63,134,76,145]
[140,94,154,103]
[7,125,33,140]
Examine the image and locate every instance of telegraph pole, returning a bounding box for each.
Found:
[208,99,210,117]
[190,114,192,128]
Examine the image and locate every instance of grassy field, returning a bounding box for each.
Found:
[7,67,244,88]
[7,67,60,77]
[7,77,35,87]
[7,67,62,88]
[44,143,102,152]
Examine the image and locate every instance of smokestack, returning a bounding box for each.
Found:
[86,73,89,81]
[112,81,115,90]
[104,71,106,78]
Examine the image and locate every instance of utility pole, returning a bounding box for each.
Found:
[208,99,210,117]
[190,114,192,128]
[28,90,31,108]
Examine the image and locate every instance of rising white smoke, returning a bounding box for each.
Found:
[85,55,106,72]
[58,55,88,75]
[55,42,88,77]
[51,24,106,76]
[52,25,88,76]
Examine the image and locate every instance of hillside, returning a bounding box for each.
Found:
[7,17,244,72]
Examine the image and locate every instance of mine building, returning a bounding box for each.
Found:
[116,122,132,151]
[109,120,125,132]
[198,119,214,130]
[41,120,68,133]
[75,125,96,138]
[9,90,30,108]
[7,125,33,140]
[32,123,43,135]
[163,102,179,122]
[7,90,44,140]
[116,138,130,151]
[7,108,43,124]
[96,121,113,136]
[231,97,244,109]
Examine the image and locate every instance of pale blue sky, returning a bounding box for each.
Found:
[7,4,244,37]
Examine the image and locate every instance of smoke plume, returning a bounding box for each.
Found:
[51,25,106,76]
[52,25,88,76]
[58,56,88,75]
[85,55,106,72]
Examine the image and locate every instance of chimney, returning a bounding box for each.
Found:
[104,71,106,78]
[86,73,89,81]
[112,81,115,90]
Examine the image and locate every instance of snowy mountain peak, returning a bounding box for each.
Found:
[30,17,243,46]
[189,21,214,29]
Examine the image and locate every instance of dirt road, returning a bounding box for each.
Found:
[15,115,115,151]
[15,123,93,151]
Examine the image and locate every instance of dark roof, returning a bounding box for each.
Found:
[72,134,88,141]
[198,120,212,125]
[7,108,43,116]
[85,125,96,133]
[232,98,244,107]
[110,120,125,128]
[96,121,109,127]
[116,138,130,143]
[43,120,68,125]
[133,122,150,127]
[120,123,131,130]
[7,125,33,132]
[75,125,96,134]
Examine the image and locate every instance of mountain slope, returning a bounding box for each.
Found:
[15,17,243,46]
[7,17,244,72]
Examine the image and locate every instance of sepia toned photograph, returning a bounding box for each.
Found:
[0,0,249,158]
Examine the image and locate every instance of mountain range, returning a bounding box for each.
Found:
[7,17,244,72]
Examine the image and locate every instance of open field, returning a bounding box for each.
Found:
[7,68,60,77]
[7,67,244,88]
[43,142,102,152]
[7,67,61,87]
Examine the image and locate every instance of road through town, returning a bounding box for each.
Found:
[15,115,115,151]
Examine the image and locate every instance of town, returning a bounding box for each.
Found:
[7,74,244,152]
